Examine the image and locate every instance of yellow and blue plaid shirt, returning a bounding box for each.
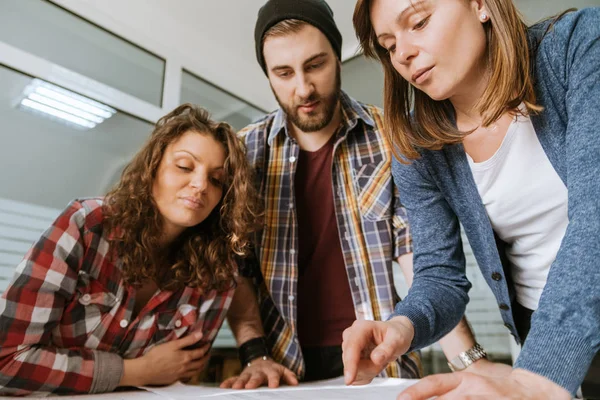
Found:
[239,91,422,379]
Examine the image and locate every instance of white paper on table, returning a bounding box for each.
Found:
[141,377,418,400]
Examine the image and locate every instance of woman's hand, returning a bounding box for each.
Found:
[341,316,414,385]
[119,331,211,387]
[397,368,570,400]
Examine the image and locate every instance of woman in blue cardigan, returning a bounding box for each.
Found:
[343,1,600,398]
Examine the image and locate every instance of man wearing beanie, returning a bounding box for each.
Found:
[223,0,423,388]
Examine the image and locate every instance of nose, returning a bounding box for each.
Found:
[394,35,418,65]
[295,73,314,101]
[189,170,208,193]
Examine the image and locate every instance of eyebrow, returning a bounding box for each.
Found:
[376,0,428,40]
[174,150,224,170]
[270,52,328,73]
[303,52,328,66]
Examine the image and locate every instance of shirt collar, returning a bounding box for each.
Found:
[267,90,375,146]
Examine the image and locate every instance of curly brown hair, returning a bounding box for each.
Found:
[103,103,261,292]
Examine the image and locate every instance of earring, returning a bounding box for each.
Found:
[480,13,489,22]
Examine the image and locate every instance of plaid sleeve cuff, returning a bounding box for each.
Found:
[90,351,123,393]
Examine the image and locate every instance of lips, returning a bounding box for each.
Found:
[298,100,319,113]
[412,66,434,84]
[181,196,205,209]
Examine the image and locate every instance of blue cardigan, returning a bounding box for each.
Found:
[392,8,600,394]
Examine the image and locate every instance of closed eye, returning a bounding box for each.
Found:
[413,15,430,30]
[307,62,324,71]
[210,177,224,186]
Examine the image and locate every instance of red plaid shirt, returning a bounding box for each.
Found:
[0,198,234,396]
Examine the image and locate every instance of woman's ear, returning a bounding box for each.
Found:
[471,0,487,20]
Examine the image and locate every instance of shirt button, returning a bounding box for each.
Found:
[288,202,293,209]
[80,294,91,305]
[288,295,295,302]
[354,277,361,287]
[499,303,510,311]
[120,319,129,328]
[290,249,296,255]
[491,272,502,281]
[175,319,182,328]
[289,156,297,163]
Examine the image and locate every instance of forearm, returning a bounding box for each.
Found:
[397,254,473,356]
[119,358,145,387]
[437,317,476,361]
[0,346,123,395]
[227,276,265,345]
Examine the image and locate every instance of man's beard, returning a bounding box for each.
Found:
[272,64,341,133]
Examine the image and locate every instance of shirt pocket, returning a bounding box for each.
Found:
[153,303,199,345]
[59,276,119,346]
[353,160,393,221]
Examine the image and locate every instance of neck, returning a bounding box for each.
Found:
[158,224,183,249]
[450,60,491,130]
[288,102,342,152]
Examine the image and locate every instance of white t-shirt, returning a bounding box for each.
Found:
[467,113,568,310]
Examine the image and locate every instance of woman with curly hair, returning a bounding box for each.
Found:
[0,103,261,396]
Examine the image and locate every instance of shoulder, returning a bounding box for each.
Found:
[348,97,385,128]
[58,197,105,232]
[358,101,384,119]
[535,8,600,70]
[550,7,600,37]
[237,112,276,145]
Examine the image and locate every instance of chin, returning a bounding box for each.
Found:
[423,88,450,102]
[175,213,209,229]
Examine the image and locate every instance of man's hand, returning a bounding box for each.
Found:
[341,316,414,385]
[220,357,298,389]
[397,368,571,400]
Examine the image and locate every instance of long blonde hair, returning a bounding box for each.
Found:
[353,0,542,160]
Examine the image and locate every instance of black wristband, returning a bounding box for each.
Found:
[239,336,269,368]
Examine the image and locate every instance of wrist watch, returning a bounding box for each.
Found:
[447,343,487,372]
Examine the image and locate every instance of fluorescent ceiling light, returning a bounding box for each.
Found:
[18,79,116,129]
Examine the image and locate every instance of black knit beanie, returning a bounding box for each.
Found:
[254,0,343,75]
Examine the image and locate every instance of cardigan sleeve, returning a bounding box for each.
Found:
[391,156,471,351]
[514,8,600,395]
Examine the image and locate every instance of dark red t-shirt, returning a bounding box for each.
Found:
[295,135,356,347]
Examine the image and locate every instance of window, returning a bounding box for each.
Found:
[181,70,265,131]
[0,1,165,106]
[0,64,153,290]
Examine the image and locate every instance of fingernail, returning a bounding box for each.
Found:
[195,331,203,338]
[372,350,384,363]
[344,371,351,384]
[398,395,411,400]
